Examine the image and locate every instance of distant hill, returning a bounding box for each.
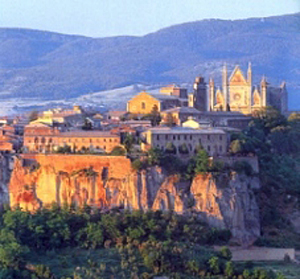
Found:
[0,13,300,109]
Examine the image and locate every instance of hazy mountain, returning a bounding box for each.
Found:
[0,13,300,108]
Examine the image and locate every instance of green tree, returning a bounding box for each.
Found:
[165,142,176,154]
[144,105,162,127]
[123,134,134,153]
[165,112,176,127]
[194,149,209,174]
[77,222,104,249]
[110,146,126,156]
[208,256,220,274]
[178,143,189,154]
[225,261,235,277]
[147,147,163,165]
[0,229,29,269]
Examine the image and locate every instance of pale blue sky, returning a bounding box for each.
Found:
[0,0,299,37]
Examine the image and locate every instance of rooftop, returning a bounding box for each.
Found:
[26,130,119,138]
[162,107,201,114]
[146,127,226,135]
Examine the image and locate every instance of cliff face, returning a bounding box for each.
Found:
[190,173,260,246]
[7,154,260,246]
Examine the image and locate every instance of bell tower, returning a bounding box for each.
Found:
[260,76,267,107]
[222,63,228,109]
[193,76,207,111]
[247,62,252,111]
[209,77,215,111]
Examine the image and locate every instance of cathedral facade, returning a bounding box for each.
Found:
[208,63,288,115]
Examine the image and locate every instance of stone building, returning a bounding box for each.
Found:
[188,76,207,111]
[209,63,288,115]
[160,107,202,126]
[160,84,188,98]
[127,91,187,114]
[141,127,227,157]
[24,129,120,153]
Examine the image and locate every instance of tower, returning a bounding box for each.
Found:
[222,63,228,109]
[188,92,194,108]
[193,76,207,111]
[209,77,215,111]
[247,62,252,111]
[260,76,267,107]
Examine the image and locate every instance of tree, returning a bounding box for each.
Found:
[165,142,176,154]
[149,105,161,126]
[29,110,39,122]
[0,229,28,269]
[147,147,163,165]
[229,139,243,155]
[194,149,209,174]
[123,134,134,153]
[208,256,220,274]
[110,146,126,156]
[225,261,235,277]
[178,143,189,154]
[56,145,72,153]
[165,113,176,127]
[82,118,93,130]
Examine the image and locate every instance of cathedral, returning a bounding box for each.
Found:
[208,63,288,115]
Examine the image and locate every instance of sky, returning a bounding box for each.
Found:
[0,0,299,38]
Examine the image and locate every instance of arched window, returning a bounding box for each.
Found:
[141,102,146,109]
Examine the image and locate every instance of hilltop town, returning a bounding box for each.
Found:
[0,64,288,158]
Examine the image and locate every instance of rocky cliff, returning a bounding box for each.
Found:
[6,154,260,246]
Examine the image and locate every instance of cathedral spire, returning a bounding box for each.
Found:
[222,63,228,107]
[247,62,252,84]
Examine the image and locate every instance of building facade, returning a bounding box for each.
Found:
[127,91,184,114]
[141,127,227,157]
[160,84,188,98]
[209,63,288,115]
[160,107,202,125]
[24,129,120,153]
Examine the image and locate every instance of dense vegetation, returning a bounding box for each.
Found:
[0,206,287,278]
[229,108,300,248]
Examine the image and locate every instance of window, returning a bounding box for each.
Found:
[104,139,106,142]
[219,146,222,152]
[207,145,211,151]
[90,139,92,143]
[109,139,112,142]
[173,135,176,140]
[184,135,187,140]
[190,135,192,140]
[165,135,168,140]
[157,135,160,140]
[219,135,222,140]
[178,135,180,140]
[199,138,202,144]
[208,135,210,140]
[141,102,146,109]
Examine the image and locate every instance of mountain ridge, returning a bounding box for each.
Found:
[0,13,299,108]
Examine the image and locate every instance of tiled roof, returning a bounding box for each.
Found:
[146,127,226,135]
[162,107,201,114]
[26,130,119,138]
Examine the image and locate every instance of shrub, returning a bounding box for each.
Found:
[110,146,126,156]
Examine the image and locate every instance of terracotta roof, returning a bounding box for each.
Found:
[25,130,119,138]
[162,107,201,114]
